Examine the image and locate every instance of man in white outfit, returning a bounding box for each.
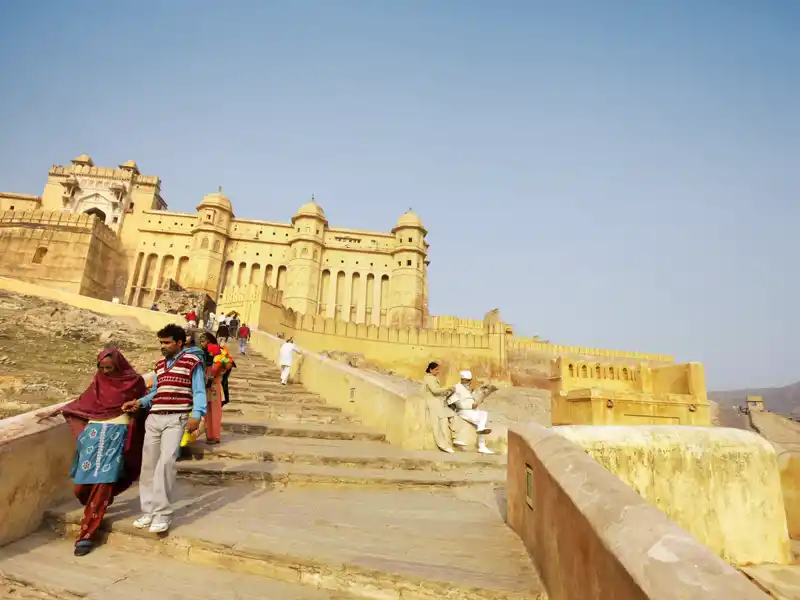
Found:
[447,370,495,454]
[279,337,299,385]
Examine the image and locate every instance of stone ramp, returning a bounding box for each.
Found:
[0,532,359,600]
[44,484,545,599]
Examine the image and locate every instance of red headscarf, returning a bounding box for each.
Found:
[61,348,148,421]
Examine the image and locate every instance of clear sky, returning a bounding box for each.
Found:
[0,1,797,390]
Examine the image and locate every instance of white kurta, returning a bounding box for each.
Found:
[279,342,297,367]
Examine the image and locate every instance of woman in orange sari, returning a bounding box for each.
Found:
[39,348,147,556]
[199,333,231,444]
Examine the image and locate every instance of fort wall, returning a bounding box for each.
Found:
[0,210,126,300]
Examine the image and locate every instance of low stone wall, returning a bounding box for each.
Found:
[557,425,790,565]
[247,331,432,450]
[507,424,770,600]
[246,331,508,452]
[0,403,73,547]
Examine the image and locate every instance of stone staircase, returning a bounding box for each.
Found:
[0,349,546,600]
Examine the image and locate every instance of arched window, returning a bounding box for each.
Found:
[213,239,221,252]
[84,207,106,222]
[580,365,588,378]
[568,363,574,377]
[622,368,629,381]
[608,367,615,380]
[201,237,209,250]
[32,247,47,264]
[595,365,601,379]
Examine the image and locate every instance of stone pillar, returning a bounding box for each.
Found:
[148,255,166,306]
[371,276,382,326]
[325,273,337,319]
[355,275,368,324]
[341,272,353,322]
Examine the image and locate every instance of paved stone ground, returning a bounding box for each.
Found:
[0,348,545,600]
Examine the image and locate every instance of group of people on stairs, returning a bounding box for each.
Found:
[37,324,238,557]
[36,327,495,559]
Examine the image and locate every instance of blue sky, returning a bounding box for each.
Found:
[1,1,797,389]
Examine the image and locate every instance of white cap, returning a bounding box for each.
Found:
[460,370,473,380]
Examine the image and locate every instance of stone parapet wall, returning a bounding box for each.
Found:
[0,403,73,547]
[556,425,790,565]
[507,424,771,600]
[508,336,674,363]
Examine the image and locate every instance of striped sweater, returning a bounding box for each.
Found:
[150,352,203,413]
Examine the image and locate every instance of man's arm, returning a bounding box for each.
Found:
[190,363,207,419]
[138,379,158,409]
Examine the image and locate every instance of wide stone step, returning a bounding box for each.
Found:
[228,380,304,391]
[231,391,325,405]
[222,418,386,442]
[222,408,357,426]
[185,434,506,473]
[0,532,358,599]
[44,485,545,600]
[225,401,343,415]
[177,460,506,490]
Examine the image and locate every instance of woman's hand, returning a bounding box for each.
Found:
[121,400,141,413]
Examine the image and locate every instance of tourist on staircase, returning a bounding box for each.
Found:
[204,310,216,333]
[447,370,495,455]
[216,313,230,344]
[199,333,232,444]
[229,313,240,340]
[121,324,206,534]
[237,322,251,355]
[422,362,460,454]
[37,348,148,557]
[279,336,299,385]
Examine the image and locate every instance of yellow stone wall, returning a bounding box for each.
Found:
[555,425,791,566]
[0,210,126,300]
[550,357,709,426]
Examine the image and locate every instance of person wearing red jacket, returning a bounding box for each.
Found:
[237,323,251,355]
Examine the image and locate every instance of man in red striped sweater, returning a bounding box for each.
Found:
[122,324,207,534]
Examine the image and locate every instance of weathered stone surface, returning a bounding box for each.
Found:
[507,424,770,600]
[46,483,544,599]
[0,532,360,599]
[555,425,791,566]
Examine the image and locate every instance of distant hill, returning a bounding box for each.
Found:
[709,381,800,419]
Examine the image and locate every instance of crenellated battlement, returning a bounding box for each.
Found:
[508,336,674,363]
[48,164,160,186]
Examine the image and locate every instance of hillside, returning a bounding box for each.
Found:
[0,290,161,419]
[710,381,800,419]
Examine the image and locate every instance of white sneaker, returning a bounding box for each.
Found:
[149,520,170,534]
[441,447,455,454]
[133,515,153,529]
[478,446,495,455]
[453,440,467,447]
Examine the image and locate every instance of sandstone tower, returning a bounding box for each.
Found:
[388,210,428,328]
[284,198,327,315]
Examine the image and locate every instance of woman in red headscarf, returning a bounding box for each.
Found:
[39,348,147,556]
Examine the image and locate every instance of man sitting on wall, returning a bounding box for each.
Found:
[447,370,497,455]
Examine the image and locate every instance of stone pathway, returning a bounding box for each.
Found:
[0,348,545,600]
